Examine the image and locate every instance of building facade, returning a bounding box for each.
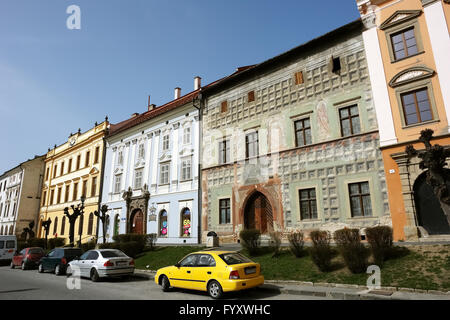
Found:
[100,80,201,244]
[38,121,108,244]
[357,0,450,240]
[0,156,45,237]
[200,20,392,243]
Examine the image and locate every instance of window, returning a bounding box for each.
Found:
[401,88,433,125]
[198,254,216,267]
[221,101,228,113]
[248,91,255,102]
[87,212,94,235]
[134,169,143,189]
[78,214,84,235]
[76,155,81,170]
[61,216,66,236]
[349,182,372,217]
[57,187,62,204]
[91,177,97,197]
[53,165,57,178]
[94,146,100,164]
[245,132,259,158]
[138,143,145,159]
[162,135,170,151]
[113,214,120,236]
[332,57,341,74]
[60,162,65,176]
[219,140,230,164]
[391,28,418,61]
[294,71,304,85]
[50,189,55,205]
[160,163,170,185]
[339,105,360,137]
[294,118,312,147]
[85,151,90,167]
[299,188,318,220]
[180,254,198,267]
[42,191,47,206]
[181,208,191,237]
[159,210,168,237]
[53,217,58,235]
[117,151,124,166]
[64,185,70,203]
[219,199,231,224]
[86,251,99,260]
[181,158,192,181]
[45,168,49,180]
[82,180,88,198]
[114,175,122,193]
[68,159,72,173]
[183,127,191,144]
[73,182,78,201]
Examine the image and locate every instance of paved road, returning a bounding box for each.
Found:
[0,266,327,300]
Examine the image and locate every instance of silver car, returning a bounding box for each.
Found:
[66,249,135,282]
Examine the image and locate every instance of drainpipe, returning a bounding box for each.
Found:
[193,92,203,245]
[96,122,109,244]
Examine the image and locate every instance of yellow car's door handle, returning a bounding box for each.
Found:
[187,270,191,274]
[207,271,211,274]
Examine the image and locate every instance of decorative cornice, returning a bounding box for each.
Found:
[389,66,435,88]
[132,139,137,145]
[125,142,130,147]
[173,122,180,129]
[380,10,422,30]
[154,130,161,137]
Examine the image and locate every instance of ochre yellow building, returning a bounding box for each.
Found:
[357,0,450,240]
[38,121,108,244]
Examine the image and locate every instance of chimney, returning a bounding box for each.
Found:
[131,112,139,118]
[194,76,201,90]
[148,104,156,111]
[174,87,181,100]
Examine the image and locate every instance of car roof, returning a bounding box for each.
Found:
[194,250,237,255]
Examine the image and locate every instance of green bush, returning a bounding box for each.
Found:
[269,232,282,257]
[365,226,393,266]
[113,233,148,253]
[309,230,333,272]
[288,231,305,258]
[146,233,157,251]
[239,229,261,256]
[80,240,97,252]
[118,241,141,258]
[334,228,369,274]
[98,243,116,250]
[27,238,47,249]
[48,237,66,249]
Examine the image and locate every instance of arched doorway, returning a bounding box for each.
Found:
[130,209,144,234]
[244,191,274,234]
[414,171,450,235]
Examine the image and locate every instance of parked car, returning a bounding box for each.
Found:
[0,235,17,264]
[11,247,45,270]
[38,247,83,275]
[66,249,135,282]
[155,250,264,299]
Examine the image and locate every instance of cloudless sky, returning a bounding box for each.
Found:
[0,0,360,173]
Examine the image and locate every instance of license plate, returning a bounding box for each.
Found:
[245,267,256,274]
[117,261,128,266]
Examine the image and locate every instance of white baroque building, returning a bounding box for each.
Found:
[100,79,202,244]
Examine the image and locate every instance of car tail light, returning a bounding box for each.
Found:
[61,258,67,265]
[104,260,114,267]
[229,270,240,280]
[26,254,30,259]
[129,259,135,266]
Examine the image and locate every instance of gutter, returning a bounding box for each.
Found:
[193,91,203,245]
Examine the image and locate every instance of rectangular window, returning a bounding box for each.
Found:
[42,191,47,206]
[299,188,318,220]
[64,185,70,203]
[219,199,231,224]
[117,151,123,166]
[60,162,65,176]
[391,27,418,61]
[294,71,304,85]
[294,118,312,147]
[138,144,145,159]
[57,187,62,204]
[219,140,230,164]
[134,169,143,189]
[76,155,81,170]
[82,180,88,197]
[183,127,191,144]
[85,151,90,167]
[45,168,49,180]
[349,182,372,217]
[221,101,228,113]
[94,146,100,164]
[53,165,58,178]
[401,88,433,125]
[245,132,259,158]
[332,57,341,73]
[160,163,170,185]
[248,91,255,102]
[50,189,55,205]
[181,158,192,181]
[114,175,122,194]
[68,159,72,173]
[162,135,170,151]
[339,105,360,137]
[91,177,97,197]
[73,182,78,201]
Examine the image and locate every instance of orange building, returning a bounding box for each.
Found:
[357,0,450,240]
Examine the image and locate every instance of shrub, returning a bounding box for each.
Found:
[27,238,47,249]
[146,233,157,251]
[98,243,116,250]
[365,226,393,266]
[80,240,97,252]
[113,233,148,253]
[309,230,333,272]
[288,231,305,258]
[239,229,261,256]
[334,228,369,274]
[118,241,141,258]
[269,232,282,257]
[48,237,66,249]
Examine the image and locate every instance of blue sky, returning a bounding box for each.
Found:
[0,0,360,173]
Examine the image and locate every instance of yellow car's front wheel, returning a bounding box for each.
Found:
[161,275,170,292]
[207,280,223,299]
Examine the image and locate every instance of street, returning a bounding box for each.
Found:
[0,266,327,300]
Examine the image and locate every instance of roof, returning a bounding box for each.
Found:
[108,65,256,138]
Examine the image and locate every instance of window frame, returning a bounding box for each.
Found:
[159,162,170,185]
[245,131,259,159]
[294,117,312,147]
[180,157,192,182]
[339,105,361,137]
[348,181,373,218]
[134,169,144,189]
[114,174,122,194]
[218,139,230,164]
[219,198,231,225]
[298,188,318,220]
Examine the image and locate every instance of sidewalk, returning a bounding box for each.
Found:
[134,270,450,300]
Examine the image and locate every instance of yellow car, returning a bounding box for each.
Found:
[155,250,264,299]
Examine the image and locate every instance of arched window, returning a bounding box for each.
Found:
[114,214,120,237]
[180,208,191,237]
[9,225,14,235]
[78,215,84,236]
[159,210,168,237]
[53,217,58,236]
[61,216,66,236]
[87,213,94,235]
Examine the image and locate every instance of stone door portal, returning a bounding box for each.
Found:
[130,209,144,234]
[244,192,274,234]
